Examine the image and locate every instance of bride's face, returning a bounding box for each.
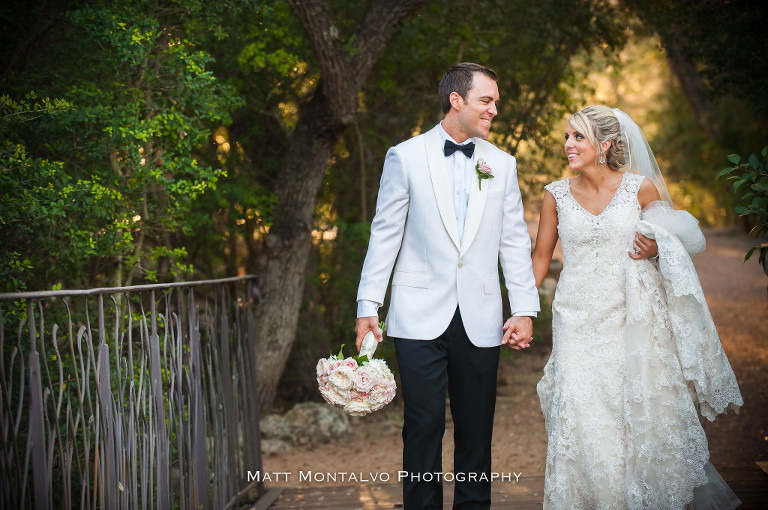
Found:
[564,125,597,172]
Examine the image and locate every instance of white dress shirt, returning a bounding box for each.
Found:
[438,122,475,245]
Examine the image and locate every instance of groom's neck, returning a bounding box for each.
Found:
[441,117,471,144]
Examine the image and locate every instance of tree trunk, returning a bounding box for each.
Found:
[662,26,719,138]
[253,0,430,412]
[625,0,719,138]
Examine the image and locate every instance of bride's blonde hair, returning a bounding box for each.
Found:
[568,105,626,172]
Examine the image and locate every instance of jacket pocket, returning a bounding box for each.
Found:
[487,190,503,199]
[392,270,429,288]
[484,278,501,294]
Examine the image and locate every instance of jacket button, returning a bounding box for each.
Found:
[458,262,464,268]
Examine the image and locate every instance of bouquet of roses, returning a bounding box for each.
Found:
[316,328,396,416]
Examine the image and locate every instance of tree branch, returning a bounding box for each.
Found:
[350,0,431,77]
[286,0,430,124]
[285,0,355,121]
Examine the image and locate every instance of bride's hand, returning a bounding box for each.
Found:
[629,233,658,260]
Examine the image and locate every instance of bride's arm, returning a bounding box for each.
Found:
[532,191,559,289]
[637,177,662,208]
[630,178,662,260]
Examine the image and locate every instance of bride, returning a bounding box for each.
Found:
[532,105,744,509]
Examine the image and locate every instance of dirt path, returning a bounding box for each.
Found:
[262,228,768,486]
[695,229,768,467]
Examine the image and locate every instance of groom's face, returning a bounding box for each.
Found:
[454,72,499,140]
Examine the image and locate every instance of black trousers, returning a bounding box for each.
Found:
[394,308,500,510]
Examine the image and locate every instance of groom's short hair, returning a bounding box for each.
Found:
[438,63,498,114]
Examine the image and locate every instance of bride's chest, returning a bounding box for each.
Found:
[558,203,640,253]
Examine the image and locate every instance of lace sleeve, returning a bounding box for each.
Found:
[624,172,645,195]
[544,179,570,212]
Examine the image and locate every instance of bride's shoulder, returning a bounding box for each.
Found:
[544,178,570,198]
[624,172,646,188]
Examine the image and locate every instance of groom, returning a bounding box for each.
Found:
[355,63,539,509]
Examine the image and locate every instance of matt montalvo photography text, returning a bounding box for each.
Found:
[246,470,523,484]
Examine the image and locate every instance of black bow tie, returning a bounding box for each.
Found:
[444,140,475,158]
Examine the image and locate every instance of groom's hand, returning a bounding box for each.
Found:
[355,316,383,352]
[502,316,533,350]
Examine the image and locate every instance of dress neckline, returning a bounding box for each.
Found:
[566,172,627,218]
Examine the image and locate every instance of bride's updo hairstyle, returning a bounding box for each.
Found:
[568,105,626,172]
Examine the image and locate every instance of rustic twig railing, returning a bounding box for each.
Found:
[0,275,265,509]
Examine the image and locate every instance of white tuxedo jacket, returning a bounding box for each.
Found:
[357,125,540,347]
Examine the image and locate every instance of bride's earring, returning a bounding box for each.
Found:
[599,153,606,164]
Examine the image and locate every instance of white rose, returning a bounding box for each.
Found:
[368,385,390,405]
[320,383,350,407]
[366,359,386,375]
[344,400,371,416]
[328,365,354,390]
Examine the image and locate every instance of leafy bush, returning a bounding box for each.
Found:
[717,147,768,270]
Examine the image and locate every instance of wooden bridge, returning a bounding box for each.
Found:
[246,465,768,509]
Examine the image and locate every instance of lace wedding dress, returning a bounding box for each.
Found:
[537,172,742,509]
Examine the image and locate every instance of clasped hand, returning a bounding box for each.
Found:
[502,316,533,350]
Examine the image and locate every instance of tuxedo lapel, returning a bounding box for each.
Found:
[460,139,489,257]
[425,127,461,250]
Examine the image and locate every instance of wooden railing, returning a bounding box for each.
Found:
[0,275,266,509]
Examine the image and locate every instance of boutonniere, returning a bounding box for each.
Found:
[475,158,494,190]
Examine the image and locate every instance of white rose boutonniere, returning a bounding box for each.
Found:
[475,158,494,190]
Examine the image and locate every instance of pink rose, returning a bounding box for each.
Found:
[341,357,358,370]
[318,384,335,405]
[353,366,376,393]
[316,358,331,377]
[368,386,388,405]
[475,158,494,190]
[367,382,396,411]
[476,158,492,174]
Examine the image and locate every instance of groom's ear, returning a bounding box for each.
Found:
[449,91,463,111]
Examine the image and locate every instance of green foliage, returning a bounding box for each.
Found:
[717,147,768,266]
[0,93,134,291]
[177,1,307,278]
[1,1,251,291]
[328,343,369,365]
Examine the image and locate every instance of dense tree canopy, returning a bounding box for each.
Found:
[1,0,257,292]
